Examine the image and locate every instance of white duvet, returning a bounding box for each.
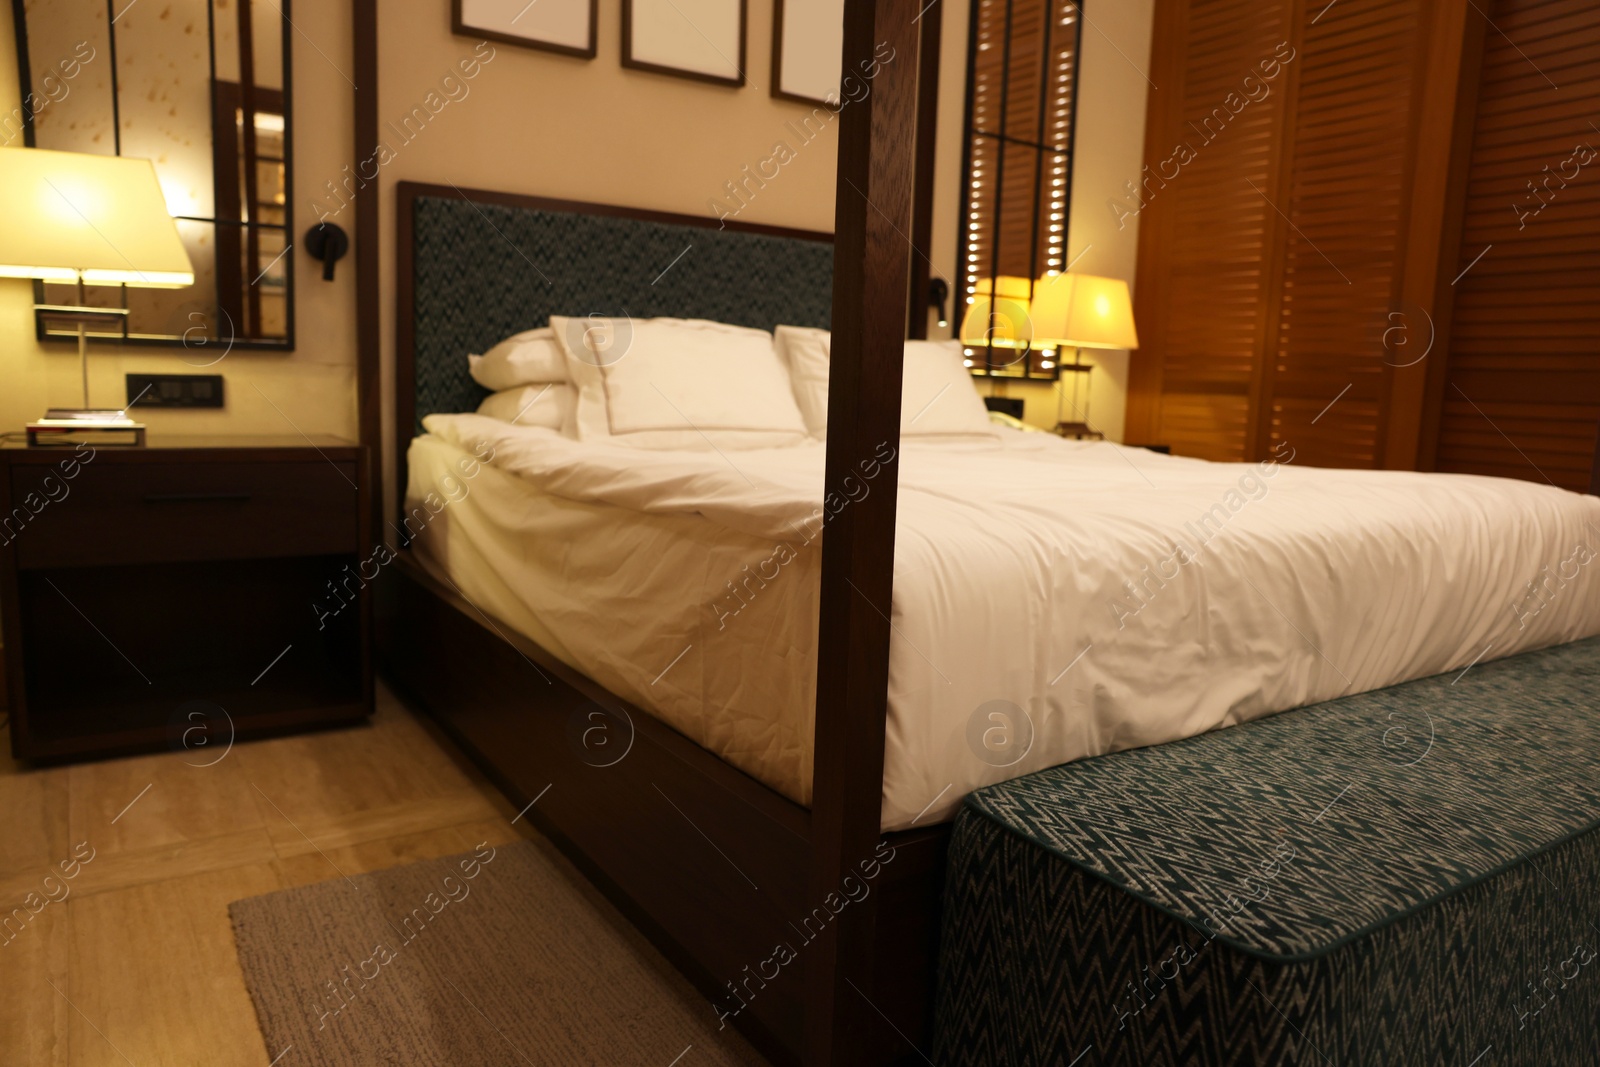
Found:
[411,414,1600,830]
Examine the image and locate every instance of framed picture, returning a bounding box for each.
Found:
[622,0,747,88]
[772,0,845,106]
[453,0,598,59]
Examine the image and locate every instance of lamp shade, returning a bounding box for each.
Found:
[1030,271,1139,350]
[0,147,194,288]
[959,275,1035,350]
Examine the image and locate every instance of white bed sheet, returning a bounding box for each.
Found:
[408,416,1600,831]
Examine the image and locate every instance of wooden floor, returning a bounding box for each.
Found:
[0,684,534,1066]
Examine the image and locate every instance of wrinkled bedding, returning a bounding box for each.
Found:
[408,415,1600,830]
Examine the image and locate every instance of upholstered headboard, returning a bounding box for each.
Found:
[394,183,835,456]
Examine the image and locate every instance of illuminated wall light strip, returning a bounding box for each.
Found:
[961,0,1080,369]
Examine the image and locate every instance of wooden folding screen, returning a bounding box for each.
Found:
[1124,0,1298,460]
[1260,0,1422,467]
[1128,0,1600,486]
[1422,0,1600,491]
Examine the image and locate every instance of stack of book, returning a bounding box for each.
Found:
[25,409,147,447]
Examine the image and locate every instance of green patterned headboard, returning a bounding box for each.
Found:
[400,185,835,436]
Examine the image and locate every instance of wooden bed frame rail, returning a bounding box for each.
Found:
[379,557,946,1066]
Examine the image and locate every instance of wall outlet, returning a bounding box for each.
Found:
[126,374,225,409]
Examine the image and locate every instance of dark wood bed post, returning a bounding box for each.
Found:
[806,1,923,1064]
[905,1,943,341]
[353,0,382,541]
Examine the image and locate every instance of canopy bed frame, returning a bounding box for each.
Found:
[372,4,933,1065]
[355,4,1600,1066]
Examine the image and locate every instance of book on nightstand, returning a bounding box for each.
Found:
[25,409,147,447]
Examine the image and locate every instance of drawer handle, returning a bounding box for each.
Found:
[142,491,253,504]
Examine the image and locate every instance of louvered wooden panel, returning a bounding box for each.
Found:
[1436,401,1599,486]
[1262,0,1422,468]
[1270,396,1382,465]
[1435,0,1600,492]
[961,0,1078,297]
[1156,394,1254,461]
[1144,0,1291,460]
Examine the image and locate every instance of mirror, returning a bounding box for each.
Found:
[11,0,294,350]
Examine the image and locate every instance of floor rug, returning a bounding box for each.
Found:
[230,838,768,1066]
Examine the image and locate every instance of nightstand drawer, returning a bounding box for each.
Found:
[9,459,360,569]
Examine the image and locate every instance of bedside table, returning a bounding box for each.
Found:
[0,434,374,761]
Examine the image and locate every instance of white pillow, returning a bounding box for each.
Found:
[774,325,831,437]
[468,327,567,390]
[901,340,1000,437]
[550,316,810,450]
[773,328,998,439]
[475,383,574,429]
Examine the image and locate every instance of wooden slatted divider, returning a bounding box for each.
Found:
[1127,0,1597,476]
[1384,0,1487,470]
[1260,0,1422,467]
[1591,427,1600,494]
[1127,0,1293,459]
[1425,0,1600,491]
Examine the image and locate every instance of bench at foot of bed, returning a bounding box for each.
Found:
[934,636,1600,1067]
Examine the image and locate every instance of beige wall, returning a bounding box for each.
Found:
[373,0,850,506]
[925,0,1155,441]
[0,1,358,439]
[373,0,1153,506]
[3,0,1152,464]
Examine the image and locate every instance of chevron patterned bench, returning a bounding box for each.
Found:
[933,636,1600,1066]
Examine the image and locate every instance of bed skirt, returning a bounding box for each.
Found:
[933,637,1600,1066]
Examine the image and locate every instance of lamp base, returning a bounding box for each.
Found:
[1052,421,1104,441]
[27,410,147,447]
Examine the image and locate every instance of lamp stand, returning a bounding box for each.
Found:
[77,278,92,409]
[25,281,146,446]
[1053,347,1103,440]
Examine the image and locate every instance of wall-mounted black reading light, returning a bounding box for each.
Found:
[305,222,350,281]
[929,277,950,329]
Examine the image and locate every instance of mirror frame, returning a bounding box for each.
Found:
[8,0,296,352]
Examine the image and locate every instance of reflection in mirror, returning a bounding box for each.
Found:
[11,0,294,349]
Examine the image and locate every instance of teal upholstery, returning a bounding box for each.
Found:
[409,196,834,432]
[936,636,1600,1065]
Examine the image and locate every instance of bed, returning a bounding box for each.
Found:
[379,181,1600,1067]
[405,419,1600,831]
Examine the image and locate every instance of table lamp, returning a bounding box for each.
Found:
[958,275,1036,372]
[0,146,195,445]
[1030,271,1139,438]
